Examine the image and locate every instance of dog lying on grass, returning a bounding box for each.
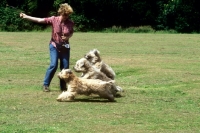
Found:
[73,58,123,92]
[56,69,118,102]
[84,49,116,80]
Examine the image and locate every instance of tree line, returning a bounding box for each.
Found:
[0,0,200,33]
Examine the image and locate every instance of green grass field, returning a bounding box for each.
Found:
[0,32,200,133]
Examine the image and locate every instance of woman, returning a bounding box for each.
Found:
[20,3,74,92]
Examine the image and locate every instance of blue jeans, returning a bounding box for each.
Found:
[43,43,70,89]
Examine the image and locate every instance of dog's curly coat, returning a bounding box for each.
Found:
[73,58,123,92]
[84,49,116,80]
[56,69,118,102]
[74,58,112,81]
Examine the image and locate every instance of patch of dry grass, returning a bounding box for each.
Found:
[0,32,200,133]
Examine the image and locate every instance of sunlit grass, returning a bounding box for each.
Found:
[0,32,200,133]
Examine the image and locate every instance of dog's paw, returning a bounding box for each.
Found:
[56,98,62,102]
[116,86,124,92]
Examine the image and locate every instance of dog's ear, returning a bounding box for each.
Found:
[84,59,91,68]
[84,54,91,59]
[93,49,100,56]
[68,69,72,74]
[84,54,87,59]
[64,69,72,74]
[80,59,85,67]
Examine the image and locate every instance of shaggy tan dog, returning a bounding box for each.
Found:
[84,49,116,80]
[74,58,112,81]
[73,58,123,92]
[56,69,118,102]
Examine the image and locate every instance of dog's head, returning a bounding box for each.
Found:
[57,69,74,82]
[84,49,101,64]
[73,58,92,72]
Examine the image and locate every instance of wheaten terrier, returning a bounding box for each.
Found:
[73,58,112,81]
[84,49,116,80]
[56,69,118,102]
[73,58,123,92]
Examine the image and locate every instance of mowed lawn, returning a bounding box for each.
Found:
[0,32,199,133]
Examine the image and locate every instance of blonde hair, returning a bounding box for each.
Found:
[57,3,73,16]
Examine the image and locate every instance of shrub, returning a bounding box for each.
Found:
[125,26,155,33]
